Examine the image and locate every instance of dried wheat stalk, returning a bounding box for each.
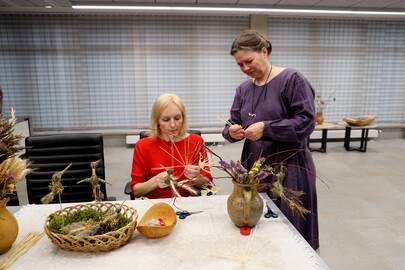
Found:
[0,232,43,270]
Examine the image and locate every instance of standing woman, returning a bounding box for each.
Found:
[223,30,319,250]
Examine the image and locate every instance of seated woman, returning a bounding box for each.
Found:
[130,93,212,199]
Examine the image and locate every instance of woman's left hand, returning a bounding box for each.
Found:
[244,122,264,141]
[184,164,200,180]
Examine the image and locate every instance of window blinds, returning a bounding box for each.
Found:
[0,14,248,131]
[268,17,405,123]
[2,15,404,131]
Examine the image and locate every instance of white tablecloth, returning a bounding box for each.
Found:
[2,195,329,270]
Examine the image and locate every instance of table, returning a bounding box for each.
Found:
[342,123,377,152]
[1,196,330,270]
[309,123,341,153]
[6,206,21,214]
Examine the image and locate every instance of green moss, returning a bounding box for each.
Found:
[48,208,131,235]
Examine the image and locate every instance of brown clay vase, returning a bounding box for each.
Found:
[0,197,19,254]
[315,111,324,125]
[227,181,263,228]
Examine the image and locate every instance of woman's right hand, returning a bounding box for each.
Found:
[153,171,169,188]
[229,124,245,140]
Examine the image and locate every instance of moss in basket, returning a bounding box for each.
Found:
[48,209,131,235]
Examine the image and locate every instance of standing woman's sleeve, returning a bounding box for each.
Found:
[223,86,244,142]
[262,72,316,143]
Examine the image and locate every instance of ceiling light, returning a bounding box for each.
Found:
[71,5,405,17]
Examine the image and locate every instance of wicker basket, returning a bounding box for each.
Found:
[343,115,376,126]
[137,202,177,239]
[44,202,137,252]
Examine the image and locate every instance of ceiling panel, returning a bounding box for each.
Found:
[237,0,279,5]
[198,0,237,4]
[47,0,71,7]
[113,0,155,2]
[71,0,114,3]
[276,0,321,6]
[156,0,197,3]
[387,1,405,8]
[2,0,35,6]
[315,0,362,8]
[351,0,400,8]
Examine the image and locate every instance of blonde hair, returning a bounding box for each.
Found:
[150,93,188,138]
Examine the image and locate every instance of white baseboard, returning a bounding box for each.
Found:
[126,133,226,145]
[126,129,379,145]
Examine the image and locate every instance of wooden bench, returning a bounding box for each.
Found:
[341,123,378,152]
[309,123,344,153]
[309,122,380,153]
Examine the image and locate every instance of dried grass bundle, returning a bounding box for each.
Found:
[0,109,30,200]
[0,109,22,163]
[0,232,43,270]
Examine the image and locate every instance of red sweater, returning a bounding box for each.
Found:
[130,134,212,199]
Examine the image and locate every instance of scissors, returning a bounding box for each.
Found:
[260,192,279,219]
[264,203,278,219]
[176,210,203,219]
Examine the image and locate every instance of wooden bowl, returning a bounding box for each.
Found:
[343,115,376,126]
[137,202,177,238]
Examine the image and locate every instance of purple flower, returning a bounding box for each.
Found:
[219,160,232,172]
[255,171,269,181]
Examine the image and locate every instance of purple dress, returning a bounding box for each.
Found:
[223,68,319,250]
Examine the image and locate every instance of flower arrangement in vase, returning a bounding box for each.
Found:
[202,146,310,228]
[314,92,335,125]
[219,158,309,222]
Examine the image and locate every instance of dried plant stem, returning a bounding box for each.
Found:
[217,117,234,127]
[175,181,199,196]
[166,175,181,197]
[140,197,155,206]
[0,232,43,270]
[58,193,62,210]
[159,146,183,165]
[266,162,330,189]
[211,253,254,265]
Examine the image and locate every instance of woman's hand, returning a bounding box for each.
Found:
[244,122,264,141]
[133,171,171,197]
[229,124,245,140]
[180,164,209,188]
[184,164,200,180]
[153,171,169,188]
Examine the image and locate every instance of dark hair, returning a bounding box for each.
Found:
[230,30,272,56]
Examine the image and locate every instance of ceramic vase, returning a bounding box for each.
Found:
[227,181,263,227]
[0,197,19,254]
[315,111,324,125]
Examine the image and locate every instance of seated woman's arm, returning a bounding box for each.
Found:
[130,141,164,198]
[132,171,168,198]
